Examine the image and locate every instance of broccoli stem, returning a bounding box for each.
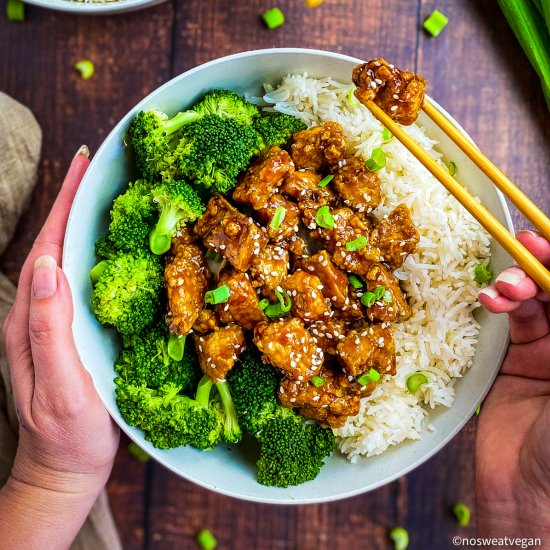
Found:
[216,380,242,442]
[149,204,181,255]
[195,376,214,407]
[157,110,201,136]
[90,260,109,284]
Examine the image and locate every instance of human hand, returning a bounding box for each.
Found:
[1,148,119,506]
[476,230,550,538]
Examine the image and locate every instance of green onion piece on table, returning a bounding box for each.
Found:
[447,160,457,176]
[357,368,381,385]
[196,529,218,550]
[310,375,325,387]
[365,148,386,171]
[452,503,471,526]
[346,235,367,251]
[361,291,376,307]
[474,263,493,284]
[270,206,286,229]
[382,126,393,141]
[167,333,185,362]
[475,405,481,415]
[128,442,150,463]
[205,284,231,305]
[348,274,364,289]
[74,59,95,80]
[423,9,449,37]
[265,289,292,318]
[258,298,270,311]
[389,527,409,550]
[315,205,335,229]
[406,372,428,393]
[6,0,24,21]
[205,249,224,262]
[318,174,334,188]
[262,7,285,29]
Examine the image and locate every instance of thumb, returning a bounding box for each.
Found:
[29,255,90,394]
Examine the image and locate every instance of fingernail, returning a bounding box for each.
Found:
[33,255,58,298]
[479,287,499,299]
[73,144,89,159]
[496,269,526,287]
[517,229,539,239]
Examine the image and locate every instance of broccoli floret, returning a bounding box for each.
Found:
[95,234,117,259]
[175,114,263,194]
[129,110,201,181]
[149,180,205,255]
[256,407,336,487]
[91,250,163,336]
[227,344,279,435]
[115,379,224,450]
[115,321,201,390]
[254,113,307,149]
[193,89,260,126]
[108,180,157,254]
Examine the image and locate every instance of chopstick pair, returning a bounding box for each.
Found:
[364,99,550,296]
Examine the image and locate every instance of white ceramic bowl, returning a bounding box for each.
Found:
[64,48,512,504]
[23,0,166,15]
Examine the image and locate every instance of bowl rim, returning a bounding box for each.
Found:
[23,0,167,15]
[64,47,512,504]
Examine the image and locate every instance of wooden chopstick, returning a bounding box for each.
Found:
[422,100,550,241]
[364,100,550,295]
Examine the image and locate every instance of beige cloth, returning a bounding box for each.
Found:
[0,92,122,550]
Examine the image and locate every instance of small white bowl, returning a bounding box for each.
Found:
[23,0,166,15]
[64,48,512,504]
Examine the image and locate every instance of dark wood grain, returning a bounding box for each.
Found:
[0,0,549,548]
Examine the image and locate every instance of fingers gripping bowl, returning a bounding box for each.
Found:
[64,49,512,504]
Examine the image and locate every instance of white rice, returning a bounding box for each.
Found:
[258,74,491,462]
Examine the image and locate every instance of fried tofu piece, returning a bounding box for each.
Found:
[295,250,349,309]
[332,286,366,322]
[256,194,301,243]
[165,241,208,336]
[308,318,347,355]
[352,59,426,126]
[249,244,289,301]
[370,204,419,270]
[336,323,396,377]
[331,156,382,213]
[253,318,324,381]
[217,269,266,330]
[192,308,220,334]
[194,324,246,382]
[194,195,268,272]
[281,270,331,323]
[281,169,336,205]
[232,146,294,210]
[291,122,348,170]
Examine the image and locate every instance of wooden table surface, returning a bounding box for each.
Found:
[1,0,549,548]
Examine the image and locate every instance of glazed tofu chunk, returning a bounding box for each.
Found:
[331,156,382,213]
[232,146,294,210]
[256,194,301,243]
[249,245,289,301]
[192,308,220,334]
[194,324,246,382]
[370,204,420,270]
[291,122,348,170]
[194,195,268,272]
[296,251,349,309]
[217,269,266,330]
[165,239,208,336]
[281,270,332,323]
[253,318,324,380]
[336,323,396,377]
[308,318,347,355]
[281,169,336,205]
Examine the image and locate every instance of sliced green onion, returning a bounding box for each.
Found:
[345,235,367,252]
[205,284,231,305]
[347,86,360,107]
[310,375,325,387]
[348,274,364,289]
[6,0,24,21]
[205,249,224,262]
[373,285,386,300]
[361,291,376,307]
[474,263,493,284]
[318,174,334,188]
[258,298,270,310]
[265,289,292,318]
[196,529,218,550]
[90,260,108,284]
[168,333,185,361]
[357,368,381,385]
[270,206,286,230]
[447,160,457,176]
[128,442,150,463]
[406,372,428,393]
[262,7,285,29]
[475,405,481,415]
[423,9,449,37]
[389,527,409,550]
[382,290,393,303]
[74,59,95,80]
[315,205,335,229]
[382,126,393,141]
[365,147,386,171]
[452,503,471,526]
